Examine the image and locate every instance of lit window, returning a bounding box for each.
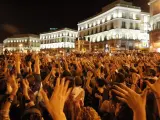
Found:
[93,22,96,26]
[144,16,148,23]
[133,14,136,20]
[97,20,100,25]
[118,12,122,18]
[85,24,88,29]
[102,19,105,23]
[107,15,111,21]
[89,24,92,28]
[113,12,117,18]
[81,26,84,30]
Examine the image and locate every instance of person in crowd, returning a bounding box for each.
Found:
[0,51,160,120]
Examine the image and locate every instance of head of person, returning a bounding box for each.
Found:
[76,107,101,120]
[149,69,156,77]
[21,108,43,120]
[26,75,35,85]
[95,78,105,88]
[75,76,82,87]
[0,76,13,95]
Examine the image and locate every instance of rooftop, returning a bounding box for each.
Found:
[41,28,77,34]
[78,0,141,24]
[8,34,39,38]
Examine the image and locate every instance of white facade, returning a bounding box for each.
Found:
[3,34,40,52]
[78,0,150,49]
[40,28,77,49]
[148,0,160,30]
[0,44,3,55]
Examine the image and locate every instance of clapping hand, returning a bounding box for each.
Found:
[40,78,71,120]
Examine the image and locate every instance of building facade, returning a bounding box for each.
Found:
[3,34,40,52]
[77,0,150,51]
[0,44,3,55]
[40,28,77,51]
[149,0,160,52]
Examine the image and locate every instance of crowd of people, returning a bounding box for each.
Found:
[0,51,160,120]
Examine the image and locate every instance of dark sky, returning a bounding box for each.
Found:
[0,0,149,43]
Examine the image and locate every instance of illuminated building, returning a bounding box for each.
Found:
[0,44,3,55]
[148,0,160,52]
[78,0,150,51]
[3,34,40,52]
[40,28,77,51]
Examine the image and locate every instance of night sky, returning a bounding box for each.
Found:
[0,0,149,43]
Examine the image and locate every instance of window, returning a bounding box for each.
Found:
[111,14,114,20]
[90,29,93,34]
[122,21,126,28]
[105,25,107,31]
[135,23,140,30]
[100,26,102,32]
[129,13,133,19]
[136,15,140,20]
[122,13,126,18]
[88,37,90,42]
[130,23,133,29]
[110,22,114,29]
[86,30,89,36]
[62,37,65,42]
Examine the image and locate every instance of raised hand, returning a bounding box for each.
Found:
[9,75,19,96]
[145,78,160,97]
[22,79,30,96]
[112,84,148,120]
[87,71,93,78]
[40,78,71,120]
[14,54,21,74]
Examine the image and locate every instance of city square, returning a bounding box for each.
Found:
[0,0,160,120]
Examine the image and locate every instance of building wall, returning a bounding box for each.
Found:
[40,29,77,49]
[0,44,3,54]
[149,0,160,50]
[3,36,40,52]
[78,4,150,51]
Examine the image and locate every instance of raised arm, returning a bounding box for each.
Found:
[112,83,148,120]
[86,71,93,94]
[1,75,18,120]
[34,55,40,74]
[146,79,160,117]
[40,78,71,120]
